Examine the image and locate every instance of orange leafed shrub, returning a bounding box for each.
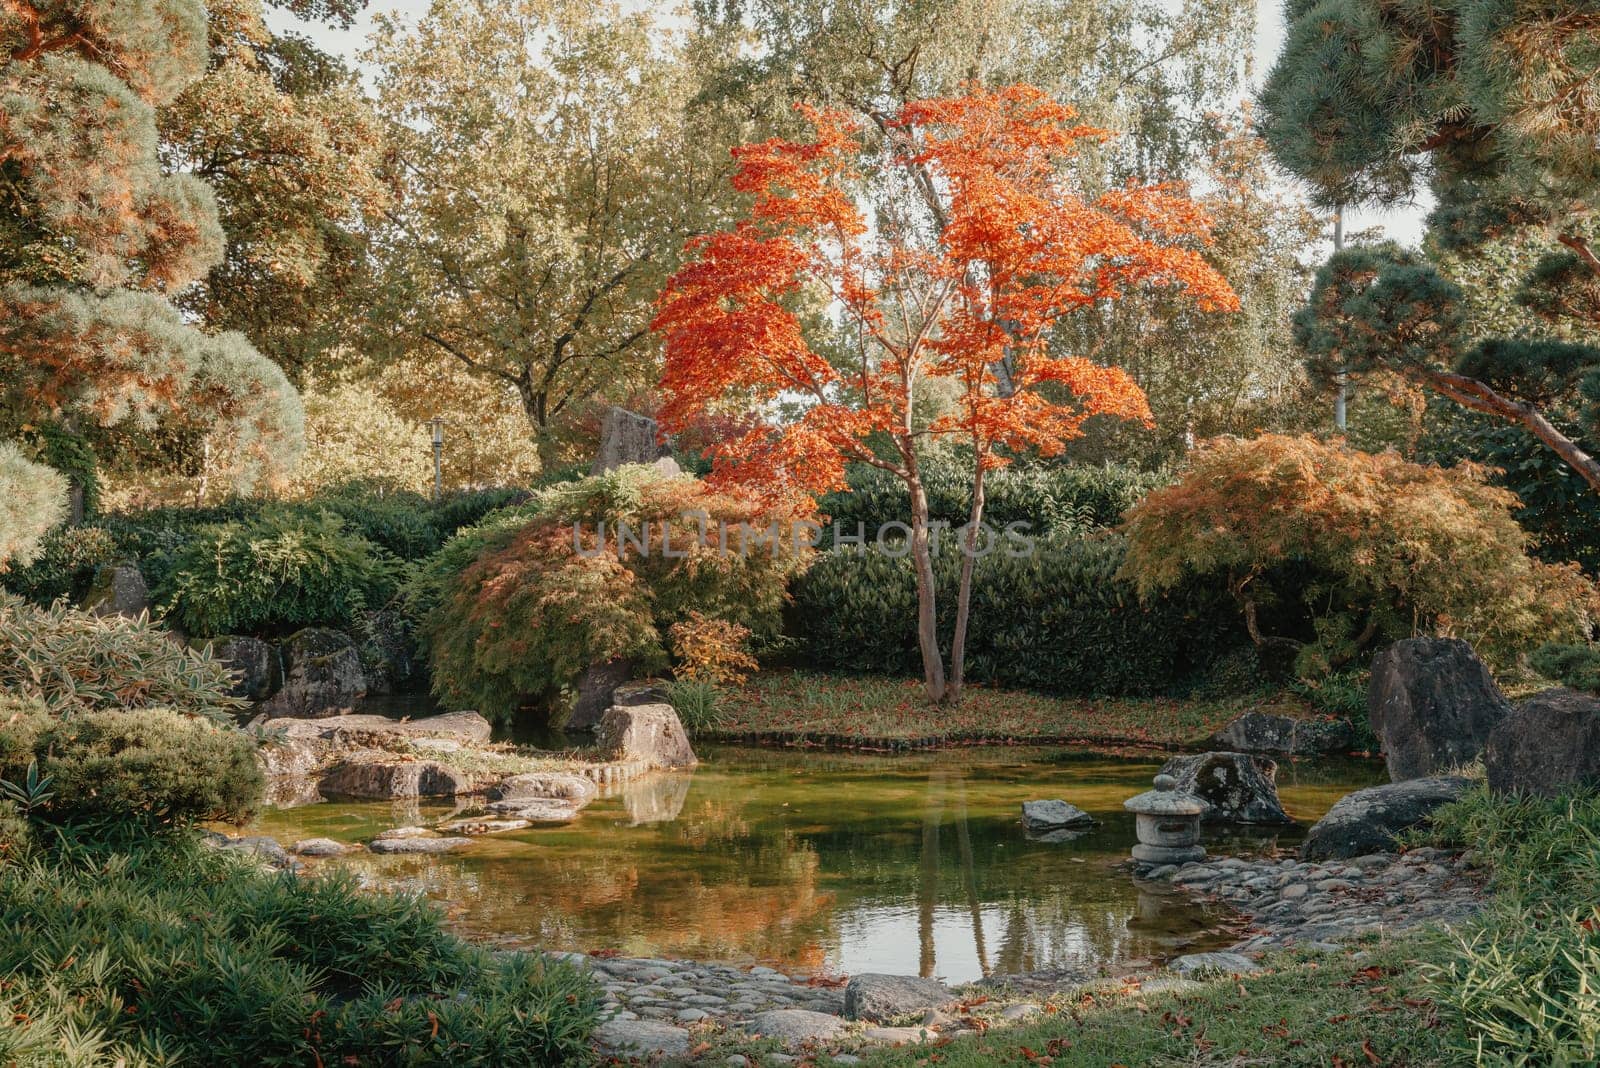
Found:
[1119,433,1598,672]
[669,611,759,686]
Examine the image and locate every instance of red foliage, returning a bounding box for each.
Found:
[653,83,1238,497]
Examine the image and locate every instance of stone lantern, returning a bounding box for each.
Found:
[1125,773,1207,867]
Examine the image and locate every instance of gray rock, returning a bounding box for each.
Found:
[596,703,698,769]
[1484,687,1600,798]
[748,1009,848,1044]
[367,836,473,854]
[1301,777,1473,861]
[80,563,149,619]
[212,834,289,866]
[591,408,673,475]
[1169,951,1262,975]
[842,974,957,1022]
[1159,752,1293,824]
[319,752,473,799]
[1020,799,1097,832]
[374,825,439,839]
[998,1003,1041,1021]
[1209,711,1356,756]
[438,818,533,834]
[1369,638,1509,781]
[490,771,599,805]
[209,635,280,701]
[289,837,349,856]
[860,1026,933,1045]
[259,628,367,718]
[615,679,672,707]
[592,1018,691,1059]
[568,657,637,731]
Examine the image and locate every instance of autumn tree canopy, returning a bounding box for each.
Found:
[1,0,303,503]
[1261,0,1600,492]
[654,84,1237,701]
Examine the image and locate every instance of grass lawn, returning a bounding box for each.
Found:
[709,670,1327,749]
[851,937,1461,1067]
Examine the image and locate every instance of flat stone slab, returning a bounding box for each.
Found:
[860,1026,935,1045]
[593,1018,692,1059]
[484,798,582,823]
[746,1009,848,1044]
[1168,951,1262,975]
[289,837,349,856]
[439,818,533,835]
[367,836,473,854]
[1021,799,1096,832]
[373,825,433,840]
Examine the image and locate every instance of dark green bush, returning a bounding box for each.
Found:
[794,533,1246,697]
[817,456,1168,544]
[0,838,601,1066]
[156,511,403,638]
[0,523,119,605]
[0,595,241,718]
[1530,643,1600,694]
[0,700,262,827]
[428,487,534,538]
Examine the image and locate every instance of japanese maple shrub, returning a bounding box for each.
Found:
[653,84,1237,702]
[1119,434,1598,675]
[422,465,808,725]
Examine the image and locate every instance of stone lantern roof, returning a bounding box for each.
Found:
[1124,774,1208,817]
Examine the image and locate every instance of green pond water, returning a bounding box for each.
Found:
[246,745,1384,984]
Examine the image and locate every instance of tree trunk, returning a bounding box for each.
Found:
[947,462,987,703]
[907,473,948,703]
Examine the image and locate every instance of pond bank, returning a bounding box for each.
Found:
[558,842,1485,1063]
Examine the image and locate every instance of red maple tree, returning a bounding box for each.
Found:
[653,84,1239,702]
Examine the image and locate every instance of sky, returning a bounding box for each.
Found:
[266,0,1429,246]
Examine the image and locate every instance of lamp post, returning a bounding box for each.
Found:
[429,416,444,501]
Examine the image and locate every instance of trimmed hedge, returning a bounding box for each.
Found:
[817,457,1169,544]
[794,533,1247,696]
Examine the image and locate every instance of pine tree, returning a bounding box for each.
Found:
[1260,0,1600,492]
[1,0,304,508]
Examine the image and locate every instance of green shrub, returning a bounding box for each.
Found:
[0,838,601,1065]
[1423,789,1600,1064]
[665,678,725,733]
[156,511,403,638]
[0,700,262,828]
[311,488,447,560]
[1530,643,1600,694]
[0,522,119,605]
[0,595,240,718]
[794,533,1245,697]
[403,501,543,625]
[423,466,806,723]
[817,456,1167,543]
[0,441,69,572]
[429,486,534,537]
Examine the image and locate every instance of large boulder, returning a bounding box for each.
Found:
[318,751,474,799]
[566,657,635,732]
[259,628,367,719]
[593,1019,691,1060]
[1209,711,1356,756]
[1301,777,1472,860]
[1484,688,1600,798]
[80,563,149,619]
[590,406,671,474]
[842,974,958,1022]
[1159,752,1293,825]
[595,703,698,769]
[1368,638,1509,781]
[209,635,281,702]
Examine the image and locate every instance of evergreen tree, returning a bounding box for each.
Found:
[1261,0,1600,492]
[1,0,304,501]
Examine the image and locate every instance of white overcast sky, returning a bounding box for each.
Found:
[265,0,1428,246]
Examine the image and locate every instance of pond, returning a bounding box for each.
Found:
[246,745,1385,984]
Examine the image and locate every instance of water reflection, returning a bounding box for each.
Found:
[249,746,1382,982]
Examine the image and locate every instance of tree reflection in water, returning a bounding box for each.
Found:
[249,746,1383,982]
